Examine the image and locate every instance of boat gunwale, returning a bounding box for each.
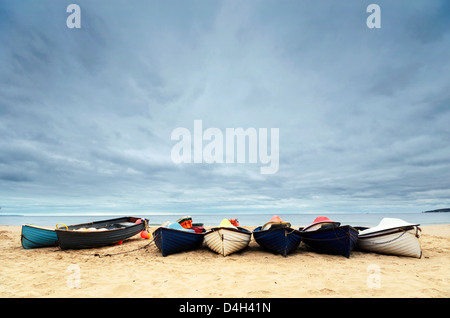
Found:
[299,224,357,234]
[54,216,146,234]
[21,224,56,232]
[253,225,301,234]
[205,226,252,236]
[358,225,420,239]
[154,226,205,236]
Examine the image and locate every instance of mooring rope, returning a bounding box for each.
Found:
[69,231,158,257]
[95,238,156,257]
[367,227,421,245]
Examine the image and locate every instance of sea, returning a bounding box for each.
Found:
[1,212,449,227]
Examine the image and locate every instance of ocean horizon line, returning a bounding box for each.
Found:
[1,211,448,227]
[0,211,429,217]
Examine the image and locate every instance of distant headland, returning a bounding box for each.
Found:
[422,208,450,213]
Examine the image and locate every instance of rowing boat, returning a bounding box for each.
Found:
[299,216,359,258]
[252,215,301,256]
[55,216,148,250]
[357,218,422,258]
[204,219,251,256]
[153,221,205,256]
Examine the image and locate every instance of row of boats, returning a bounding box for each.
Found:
[20,215,423,259]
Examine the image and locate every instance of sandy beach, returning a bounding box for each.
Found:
[0,224,449,298]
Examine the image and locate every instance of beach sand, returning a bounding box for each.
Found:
[0,224,448,298]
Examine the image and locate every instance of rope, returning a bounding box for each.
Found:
[76,238,156,257]
[416,226,422,238]
[366,227,421,245]
[368,230,407,245]
[87,226,162,257]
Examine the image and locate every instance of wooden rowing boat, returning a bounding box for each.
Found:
[252,215,301,256]
[299,216,359,258]
[153,222,205,256]
[204,219,251,256]
[55,216,148,250]
[357,218,422,258]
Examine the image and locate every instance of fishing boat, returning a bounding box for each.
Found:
[299,216,359,258]
[252,215,301,256]
[153,221,205,257]
[357,218,422,258]
[55,216,148,250]
[204,219,251,256]
[21,224,59,249]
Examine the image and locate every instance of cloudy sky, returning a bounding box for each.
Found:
[1,0,450,215]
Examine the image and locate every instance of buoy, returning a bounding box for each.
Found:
[141,231,151,239]
[135,219,142,224]
[116,240,123,245]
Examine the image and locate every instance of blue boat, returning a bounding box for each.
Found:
[252,215,302,257]
[153,222,205,257]
[299,216,359,258]
[21,225,59,249]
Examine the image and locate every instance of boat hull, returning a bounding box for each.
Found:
[253,226,301,256]
[153,227,204,256]
[357,227,422,258]
[21,225,59,249]
[55,216,147,250]
[300,225,359,258]
[204,227,251,256]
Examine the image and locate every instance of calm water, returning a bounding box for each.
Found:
[1,212,449,227]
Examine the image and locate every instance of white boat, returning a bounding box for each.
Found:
[204,219,251,256]
[357,218,422,258]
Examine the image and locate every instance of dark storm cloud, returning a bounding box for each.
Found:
[0,0,449,214]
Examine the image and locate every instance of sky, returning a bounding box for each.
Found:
[1,0,450,215]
